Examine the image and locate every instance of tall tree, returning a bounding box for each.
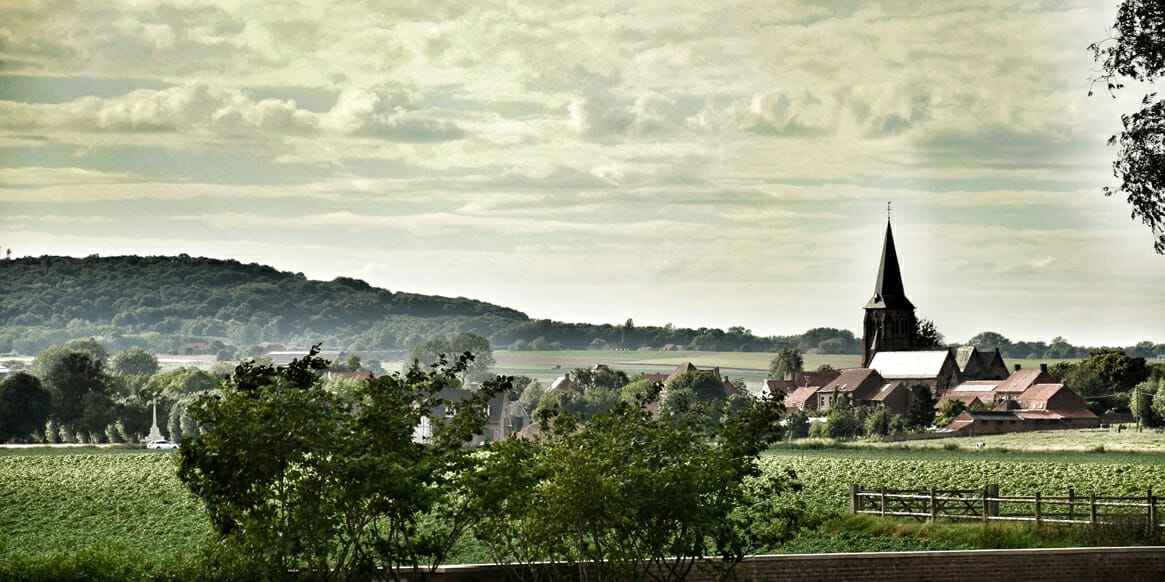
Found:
[110,347,159,377]
[449,332,496,382]
[42,352,113,430]
[967,331,1012,352]
[0,372,52,442]
[468,392,796,582]
[914,318,945,349]
[768,348,804,381]
[905,383,937,429]
[178,349,508,579]
[1089,0,1165,253]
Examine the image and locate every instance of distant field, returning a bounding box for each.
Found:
[485,350,861,391]
[857,425,1165,454]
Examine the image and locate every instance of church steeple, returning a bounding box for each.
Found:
[862,217,917,366]
[865,219,915,311]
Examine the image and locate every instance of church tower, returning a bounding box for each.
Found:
[861,219,917,367]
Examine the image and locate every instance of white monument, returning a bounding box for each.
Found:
[145,399,165,442]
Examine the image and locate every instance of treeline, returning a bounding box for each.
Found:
[966,331,1163,362]
[0,255,860,355]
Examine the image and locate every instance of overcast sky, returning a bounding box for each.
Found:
[1,0,1161,347]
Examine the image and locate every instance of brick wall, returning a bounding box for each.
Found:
[420,547,1165,582]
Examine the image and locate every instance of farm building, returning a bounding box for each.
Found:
[762,370,841,403]
[940,364,1098,434]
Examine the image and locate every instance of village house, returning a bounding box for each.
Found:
[762,370,842,403]
[939,364,1099,434]
[815,368,912,414]
[413,385,512,446]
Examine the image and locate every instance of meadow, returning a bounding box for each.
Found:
[486,350,863,389]
[0,449,210,559]
[4,433,1163,570]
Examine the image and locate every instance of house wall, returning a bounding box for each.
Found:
[415,547,1165,582]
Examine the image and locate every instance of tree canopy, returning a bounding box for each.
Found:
[177,349,510,579]
[1090,0,1165,253]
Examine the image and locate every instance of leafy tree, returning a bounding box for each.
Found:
[109,347,159,377]
[784,408,811,439]
[31,339,109,379]
[935,399,968,428]
[1089,0,1165,253]
[0,372,52,442]
[816,338,848,354]
[1079,349,1150,392]
[518,379,545,412]
[450,332,496,381]
[768,348,804,381]
[905,383,937,429]
[968,331,1012,353]
[822,396,861,440]
[815,364,840,374]
[864,406,906,438]
[468,392,798,582]
[1131,379,1163,428]
[177,349,509,580]
[409,336,453,368]
[41,351,116,436]
[1149,378,1165,425]
[914,318,945,349]
[663,370,728,416]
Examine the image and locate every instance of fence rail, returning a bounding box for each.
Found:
[849,484,1161,531]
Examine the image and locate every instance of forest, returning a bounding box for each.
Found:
[0,255,861,355]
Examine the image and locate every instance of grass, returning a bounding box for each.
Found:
[481,350,862,390]
[827,425,1165,454]
[4,428,1162,576]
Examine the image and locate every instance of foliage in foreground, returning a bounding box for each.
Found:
[177,349,508,580]
[469,391,801,582]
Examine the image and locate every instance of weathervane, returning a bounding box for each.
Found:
[887,201,892,222]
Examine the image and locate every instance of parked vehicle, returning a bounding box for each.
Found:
[146,439,179,450]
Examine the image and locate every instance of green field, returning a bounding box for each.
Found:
[0,450,210,560]
[4,434,1164,565]
[764,446,1165,521]
[483,350,862,391]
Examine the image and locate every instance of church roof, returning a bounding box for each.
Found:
[868,350,952,379]
[864,220,915,310]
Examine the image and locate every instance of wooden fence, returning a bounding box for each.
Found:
[849,484,1161,531]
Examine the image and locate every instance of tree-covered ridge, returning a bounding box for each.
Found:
[0,254,525,327]
[0,254,863,355]
[0,255,527,352]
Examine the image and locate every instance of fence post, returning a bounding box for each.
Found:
[850,484,858,514]
[1149,488,1157,536]
[988,484,999,517]
[1068,488,1075,522]
[1090,493,1097,531]
[880,487,887,518]
[982,486,989,524]
[929,488,937,523]
[1035,492,1042,528]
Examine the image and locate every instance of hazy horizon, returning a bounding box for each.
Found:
[1,0,1161,347]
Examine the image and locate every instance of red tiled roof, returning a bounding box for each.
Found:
[994,368,1055,394]
[786,386,820,409]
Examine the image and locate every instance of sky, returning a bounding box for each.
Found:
[0,0,1162,347]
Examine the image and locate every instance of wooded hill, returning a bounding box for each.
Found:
[0,255,862,356]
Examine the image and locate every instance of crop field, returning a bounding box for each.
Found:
[5,443,1163,564]
[0,450,210,558]
[765,447,1165,521]
[485,350,862,389]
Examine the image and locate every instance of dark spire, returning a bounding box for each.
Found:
[864,219,914,310]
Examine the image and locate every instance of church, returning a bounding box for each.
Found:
[797,217,1098,434]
